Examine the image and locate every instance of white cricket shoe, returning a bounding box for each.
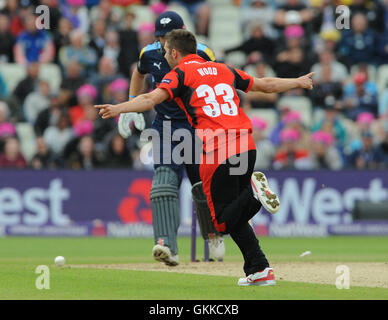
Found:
[238,267,276,286]
[152,244,179,267]
[251,171,280,214]
[208,235,225,261]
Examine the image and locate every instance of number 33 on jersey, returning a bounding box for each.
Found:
[158,54,255,135]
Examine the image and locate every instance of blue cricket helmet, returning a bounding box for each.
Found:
[154,11,184,37]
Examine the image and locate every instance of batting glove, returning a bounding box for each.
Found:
[118,112,146,139]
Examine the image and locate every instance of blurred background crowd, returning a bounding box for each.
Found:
[0,0,388,171]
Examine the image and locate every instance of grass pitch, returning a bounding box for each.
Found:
[0,236,387,300]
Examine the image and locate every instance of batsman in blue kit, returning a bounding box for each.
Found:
[118,11,225,266]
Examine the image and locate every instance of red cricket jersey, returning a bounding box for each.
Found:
[158,54,256,155]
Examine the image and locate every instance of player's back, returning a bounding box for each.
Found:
[176,57,253,133]
[138,42,216,120]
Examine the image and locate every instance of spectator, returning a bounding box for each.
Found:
[310,0,338,35]
[338,13,378,66]
[69,84,114,146]
[104,133,133,168]
[59,29,97,75]
[377,25,388,65]
[43,112,74,158]
[66,135,103,169]
[347,131,384,169]
[275,23,311,57]
[13,13,55,65]
[310,131,343,170]
[0,14,15,62]
[311,49,348,84]
[250,116,275,170]
[69,84,97,125]
[311,102,347,147]
[274,45,308,79]
[240,0,277,39]
[356,112,376,135]
[11,62,40,109]
[378,86,388,117]
[90,57,123,102]
[342,71,378,120]
[103,30,120,64]
[381,0,388,34]
[53,17,73,64]
[273,25,310,78]
[224,22,275,64]
[272,128,312,170]
[171,0,211,37]
[89,0,121,29]
[118,11,139,78]
[310,64,343,108]
[109,78,129,104]
[313,29,341,56]
[23,80,51,124]
[72,79,127,145]
[30,136,57,169]
[274,0,314,34]
[0,0,24,37]
[0,137,27,168]
[378,119,388,166]
[60,60,86,107]
[282,110,310,148]
[0,102,16,152]
[269,105,292,146]
[0,0,384,171]
[137,23,155,49]
[349,0,384,33]
[348,112,380,147]
[89,18,106,59]
[0,72,7,98]
[61,0,90,33]
[34,91,63,136]
[70,94,113,147]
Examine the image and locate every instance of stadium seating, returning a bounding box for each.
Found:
[224,51,247,68]
[208,0,234,6]
[276,96,313,126]
[209,6,242,55]
[131,4,154,30]
[243,64,276,78]
[350,64,377,84]
[39,63,62,92]
[341,118,359,142]
[377,64,388,95]
[15,122,37,161]
[247,108,278,135]
[167,4,195,34]
[0,63,26,95]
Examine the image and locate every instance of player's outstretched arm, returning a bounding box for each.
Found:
[95,88,170,119]
[250,72,314,93]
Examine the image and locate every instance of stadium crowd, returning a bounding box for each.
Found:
[0,0,387,171]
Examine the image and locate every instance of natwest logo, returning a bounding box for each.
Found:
[117,178,152,224]
[0,179,70,226]
[260,177,388,225]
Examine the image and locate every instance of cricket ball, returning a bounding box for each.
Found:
[55,256,65,267]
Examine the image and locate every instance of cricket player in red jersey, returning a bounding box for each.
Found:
[96,30,313,286]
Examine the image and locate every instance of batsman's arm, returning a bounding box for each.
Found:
[250,72,314,93]
[96,88,170,119]
[129,68,147,98]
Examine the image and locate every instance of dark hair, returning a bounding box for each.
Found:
[164,29,197,56]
